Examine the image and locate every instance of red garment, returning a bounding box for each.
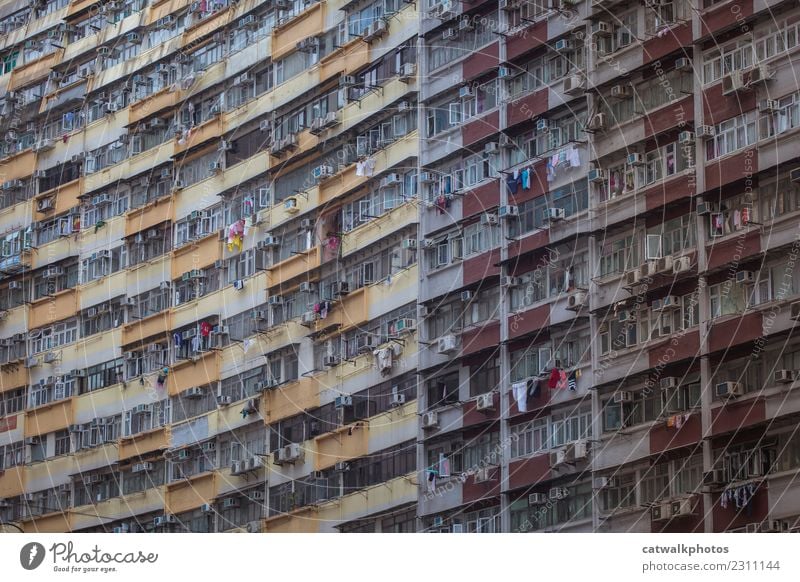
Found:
[200,321,212,337]
[548,368,560,389]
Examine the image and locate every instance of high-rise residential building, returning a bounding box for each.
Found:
[416,0,800,534]
[2,0,800,535]
[0,0,419,533]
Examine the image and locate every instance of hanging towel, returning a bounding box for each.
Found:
[511,381,529,413]
[373,347,393,375]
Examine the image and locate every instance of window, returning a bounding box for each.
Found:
[469,358,498,397]
[709,280,747,318]
[510,418,549,458]
[706,111,757,160]
[703,40,754,84]
[54,430,71,456]
[598,235,638,277]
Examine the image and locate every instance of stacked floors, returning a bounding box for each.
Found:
[0,0,419,532]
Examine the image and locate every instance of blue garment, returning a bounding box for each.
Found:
[506,176,518,194]
[520,168,531,190]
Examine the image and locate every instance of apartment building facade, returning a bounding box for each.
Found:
[2,0,800,535]
[0,0,420,533]
[416,0,800,534]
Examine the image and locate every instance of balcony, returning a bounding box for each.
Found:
[263,506,318,533]
[67,0,101,16]
[125,195,175,237]
[118,426,170,461]
[40,79,89,114]
[0,366,28,391]
[314,422,370,471]
[182,8,231,47]
[174,116,224,156]
[25,398,74,438]
[8,49,64,92]
[314,286,368,336]
[171,233,221,279]
[271,3,325,61]
[340,201,417,258]
[1,149,36,181]
[121,310,171,346]
[70,486,165,530]
[318,131,418,207]
[34,178,83,220]
[166,471,216,515]
[21,511,71,533]
[148,0,195,25]
[264,377,319,423]
[319,37,371,81]
[266,246,322,290]
[129,87,184,126]
[169,351,220,396]
[0,465,25,499]
[29,288,78,330]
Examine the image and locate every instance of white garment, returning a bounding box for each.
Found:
[511,381,529,413]
[568,146,581,167]
[364,158,376,176]
[373,347,392,373]
[243,338,256,354]
[356,161,365,177]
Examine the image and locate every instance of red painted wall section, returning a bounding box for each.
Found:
[644,172,696,211]
[463,41,499,81]
[507,229,550,260]
[710,398,766,437]
[708,312,762,353]
[705,148,757,192]
[508,454,551,490]
[462,110,499,148]
[643,23,692,65]
[644,95,695,139]
[461,321,500,357]
[712,485,768,532]
[462,465,502,503]
[706,230,760,272]
[462,391,500,427]
[463,248,501,286]
[507,89,548,127]
[506,20,547,61]
[652,498,705,533]
[647,330,700,368]
[700,0,753,38]
[462,179,500,219]
[702,83,756,126]
[649,413,702,455]
[508,304,550,340]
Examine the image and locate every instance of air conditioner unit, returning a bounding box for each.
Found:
[282,443,302,463]
[587,113,606,131]
[475,393,494,411]
[332,281,350,296]
[36,198,54,212]
[670,496,695,518]
[592,21,612,35]
[498,205,519,218]
[549,487,569,500]
[735,271,755,284]
[391,393,406,406]
[422,411,439,429]
[627,152,644,166]
[625,268,642,285]
[184,387,204,399]
[588,168,606,183]
[566,291,587,311]
[610,85,631,99]
[132,462,153,473]
[268,295,284,306]
[748,65,772,85]
[394,318,416,333]
[660,377,678,390]
[673,256,691,274]
[437,334,457,354]
[217,395,233,406]
[202,441,216,452]
[758,99,779,113]
[722,71,746,95]
[323,355,340,367]
[563,75,584,95]
[548,207,566,222]
[549,448,566,467]
[674,57,692,71]
[283,197,299,213]
[572,439,589,460]
[535,118,550,132]
[614,391,634,404]
[502,276,521,288]
[44,266,64,278]
[651,501,672,522]
[695,125,715,138]
[653,296,680,312]
[702,469,725,487]
[528,493,548,505]
[334,395,353,409]
[312,165,334,180]
[716,382,743,399]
